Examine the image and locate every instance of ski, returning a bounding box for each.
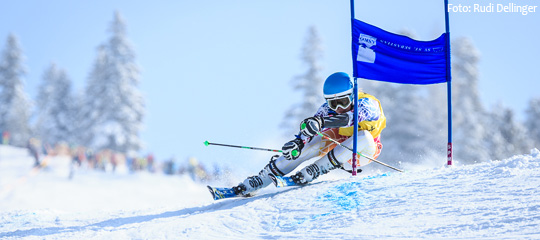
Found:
[268,174,299,188]
[207,185,239,200]
[208,174,303,200]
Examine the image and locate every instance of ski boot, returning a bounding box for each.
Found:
[290,149,344,184]
[233,155,283,196]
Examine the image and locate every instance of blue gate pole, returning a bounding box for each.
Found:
[350,0,359,176]
[444,0,453,166]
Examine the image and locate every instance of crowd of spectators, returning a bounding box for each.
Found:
[3,131,230,183]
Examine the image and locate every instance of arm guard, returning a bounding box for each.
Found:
[322,113,352,128]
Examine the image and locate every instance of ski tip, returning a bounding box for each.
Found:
[204,141,210,146]
[207,185,218,200]
[207,185,239,200]
[268,173,278,187]
[268,173,290,188]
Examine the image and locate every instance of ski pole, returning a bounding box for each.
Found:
[315,131,403,172]
[203,141,299,157]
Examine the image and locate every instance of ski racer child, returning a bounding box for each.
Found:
[233,72,386,196]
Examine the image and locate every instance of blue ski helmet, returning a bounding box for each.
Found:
[323,72,353,98]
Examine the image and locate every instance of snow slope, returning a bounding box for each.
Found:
[1,145,539,239]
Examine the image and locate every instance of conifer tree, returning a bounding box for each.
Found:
[381,85,428,164]
[281,26,325,135]
[488,104,533,159]
[451,37,490,163]
[35,63,76,145]
[0,34,32,147]
[82,12,144,155]
[525,97,540,148]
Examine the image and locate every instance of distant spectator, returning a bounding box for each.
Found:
[2,131,10,145]
[69,147,85,180]
[187,157,209,182]
[111,153,118,172]
[147,153,155,172]
[27,138,40,167]
[86,149,96,169]
[164,156,176,175]
[72,147,85,167]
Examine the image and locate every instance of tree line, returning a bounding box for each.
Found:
[0,11,144,157]
[2,19,538,169]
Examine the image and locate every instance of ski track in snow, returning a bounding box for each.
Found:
[1,145,540,239]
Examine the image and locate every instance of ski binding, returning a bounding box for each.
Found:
[268,174,298,188]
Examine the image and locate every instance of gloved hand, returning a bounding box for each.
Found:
[300,116,324,138]
[282,138,304,160]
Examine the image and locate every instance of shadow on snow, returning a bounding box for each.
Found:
[0,187,300,238]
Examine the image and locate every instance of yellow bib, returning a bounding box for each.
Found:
[338,92,386,139]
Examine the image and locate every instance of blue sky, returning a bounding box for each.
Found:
[1,1,538,173]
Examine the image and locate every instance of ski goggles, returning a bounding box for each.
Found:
[325,94,353,111]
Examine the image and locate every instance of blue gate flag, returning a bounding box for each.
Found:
[352,19,448,84]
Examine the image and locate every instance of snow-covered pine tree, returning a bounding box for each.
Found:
[281,26,325,136]
[380,84,430,164]
[425,83,448,156]
[487,103,533,159]
[0,34,32,147]
[35,63,76,146]
[78,46,107,149]
[451,37,490,163]
[81,12,144,155]
[525,97,540,147]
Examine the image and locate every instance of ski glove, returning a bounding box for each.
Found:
[300,116,324,138]
[282,138,304,160]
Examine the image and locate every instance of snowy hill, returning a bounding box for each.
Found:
[1,145,539,239]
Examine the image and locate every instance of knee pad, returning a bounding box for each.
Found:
[265,155,286,176]
[327,149,344,168]
[332,130,376,168]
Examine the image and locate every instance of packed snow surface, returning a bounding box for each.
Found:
[1,145,539,239]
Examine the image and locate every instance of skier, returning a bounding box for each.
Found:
[230,72,386,197]
[229,72,387,196]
